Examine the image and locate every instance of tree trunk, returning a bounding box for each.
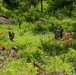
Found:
[68,7,73,17]
[41,0,43,12]
[28,0,32,8]
[53,8,56,14]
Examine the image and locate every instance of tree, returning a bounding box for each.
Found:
[28,0,39,8]
[3,0,20,9]
[47,0,76,16]
[40,0,43,12]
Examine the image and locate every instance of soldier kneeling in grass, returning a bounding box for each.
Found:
[8,31,15,41]
[4,46,19,60]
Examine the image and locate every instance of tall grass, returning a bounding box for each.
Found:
[0,17,76,75]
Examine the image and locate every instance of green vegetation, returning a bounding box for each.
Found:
[0,0,76,75]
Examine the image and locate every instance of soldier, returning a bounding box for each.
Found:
[7,46,18,58]
[54,26,57,39]
[8,31,14,41]
[4,46,19,60]
[54,26,57,33]
[59,26,64,39]
[54,26,60,40]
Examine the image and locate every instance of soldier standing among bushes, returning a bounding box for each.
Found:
[54,26,60,40]
[54,26,57,39]
[4,46,19,60]
[59,26,64,39]
[54,26,64,40]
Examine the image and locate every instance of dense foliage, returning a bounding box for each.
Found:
[0,0,76,75]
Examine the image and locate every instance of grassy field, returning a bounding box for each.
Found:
[0,19,76,75]
[0,1,76,74]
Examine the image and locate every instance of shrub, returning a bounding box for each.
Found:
[3,0,20,9]
[32,21,48,34]
[25,9,41,23]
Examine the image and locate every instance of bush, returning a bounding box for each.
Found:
[25,9,41,23]
[40,39,76,56]
[3,0,20,9]
[32,22,48,34]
